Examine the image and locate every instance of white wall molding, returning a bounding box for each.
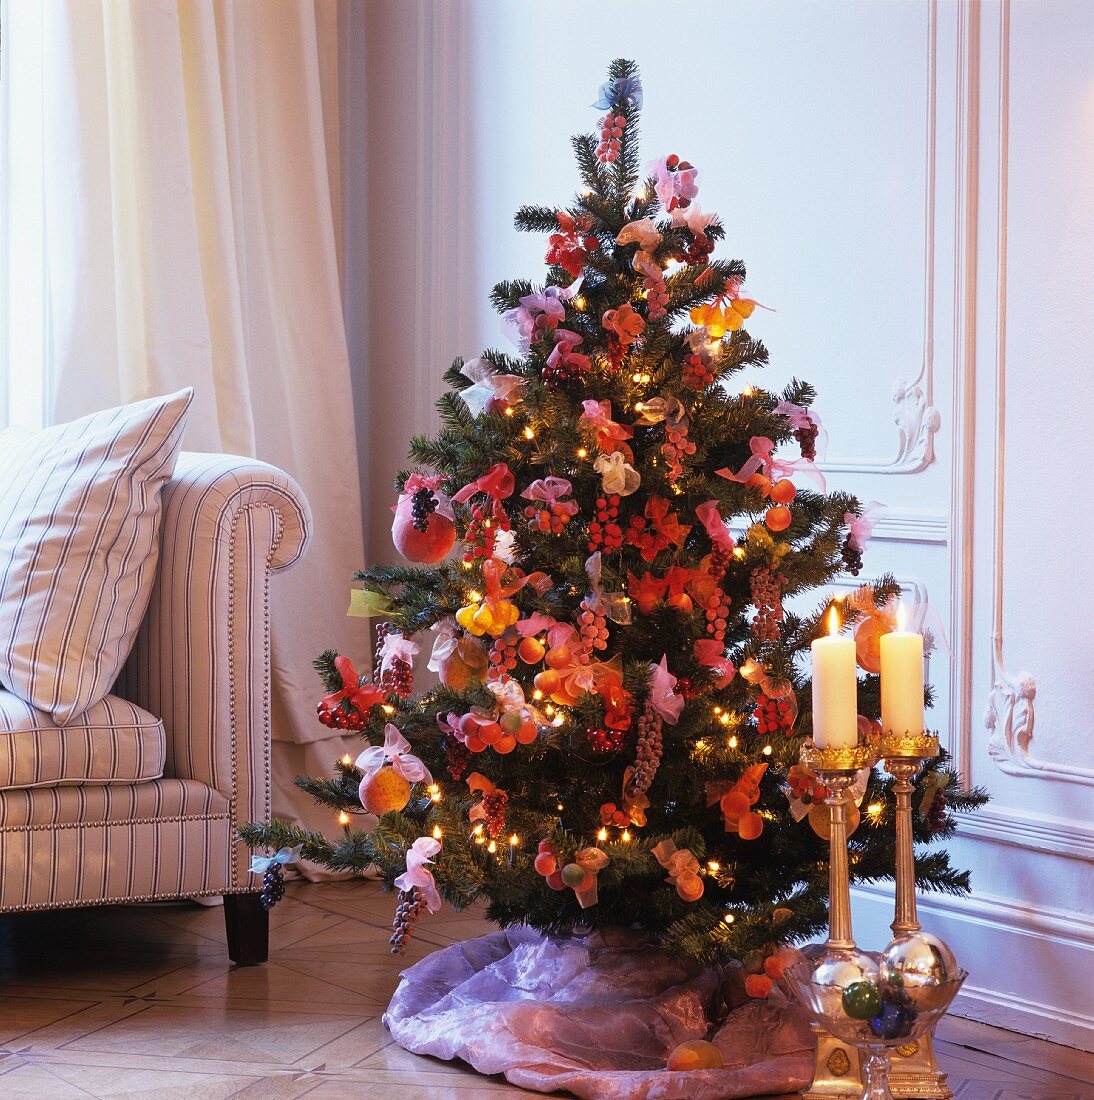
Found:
[957,806,1094,863]
[872,510,949,545]
[819,0,942,475]
[978,0,1094,787]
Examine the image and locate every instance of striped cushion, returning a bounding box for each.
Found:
[0,777,229,829]
[0,390,192,723]
[0,689,165,790]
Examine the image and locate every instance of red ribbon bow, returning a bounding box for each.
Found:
[452,463,515,503]
[322,655,385,713]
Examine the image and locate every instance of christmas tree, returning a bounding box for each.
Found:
[244,60,985,974]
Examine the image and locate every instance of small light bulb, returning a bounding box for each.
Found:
[723,913,735,925]
[573,296,587,311]
[338,811,350,827]
[503,406,515,417]
[487,839,497,854]
[713,706,723,715]
[556,802,565,812]
[472,822,484,835]
[432,824,443,840]
[475,834,486,845]
[719,713,731,725]
[382,704,395,715]
[340,754,352,766]
[576,447,588,459]
[732,547,746,560]
[621,829,631,843]
[509,834,519,847]
[728,735,739,749]
[533,689,544,701]
[597,827,608,842]
[707,860,721,872]
[632,372,643,383]
[867,802,883,817]
[695,739,707,750]
[468,590,483,603]
[461,559,473,570]
[523,426,535,440]
[762,744,773,756]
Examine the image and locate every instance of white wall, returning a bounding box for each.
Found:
[344,0,1094,1050]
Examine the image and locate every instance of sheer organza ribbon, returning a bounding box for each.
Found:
[322,655,386,713]
[458,359,526,417]
[249,845,302,875]
[739,658,797,724]
[592,74,642,111]
[427,618,461,671]
[570,847,610,908]
[844,501,886,553]
[616,217,662,253]
[652,839,704,902]
[593,451,641,496]
[695,500,735,551]
[648,656,684,725]
[520,476,579,515]
[693,639,736,689]
[717,435,826,492]
[376,633,421,682]
[356,723,432,789]
[581,400,634,457]
[479,558,551,620]
[394,837,443,913]
[585,551,633,625]
[452,463,515,504]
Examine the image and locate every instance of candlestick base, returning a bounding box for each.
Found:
[802,1026,953,1098]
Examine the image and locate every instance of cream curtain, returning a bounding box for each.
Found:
[0,0,368,843]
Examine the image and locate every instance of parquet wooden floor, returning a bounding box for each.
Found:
[1,880,1090,1098]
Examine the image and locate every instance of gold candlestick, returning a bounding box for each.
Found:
[878,731,953,1100]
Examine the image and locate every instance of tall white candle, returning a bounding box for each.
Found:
[880,603,924,736]
[811,606,858,749]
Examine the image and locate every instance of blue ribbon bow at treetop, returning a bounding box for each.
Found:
[250,845,303,874]
[592,76,643,112]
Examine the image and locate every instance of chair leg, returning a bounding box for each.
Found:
[223,893,269,966]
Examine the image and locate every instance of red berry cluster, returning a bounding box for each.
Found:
[630,705,664,795]
[787,764,828,807]
[661,154,696,212]
[587,495,623,553]
[480,788,508,840]
[588,726,627,755]
[708,544,733,577]
[524,500,573,535]
[683,350,715,389]
[445,736,471,780]
[596,112,626,164]
[382,657,413,698]
[488,631,519,682]
[754,693,796,736]
[599,800,630,827]
[750,566,787,642]
[925,788,947,836]
[578,598,609,660]
[704,586,732,644]
[641,266,668,321]
[316,701,365,731]
[373,622,390,682]
[794,420,819,461]
[545,212,598,278]
[662,417,697,483]
[462,498,510,563]
[389,887,424,956]
[679,229,714,266]
[672,677,701,699]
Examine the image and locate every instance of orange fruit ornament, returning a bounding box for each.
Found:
[744,973,773,999]
[359,767,411,815]
[808,800,861,839]
[738,812,764,840]
[765,505,792,532]
[769,478,796,504]
[437,637,489,690]
[666,1038,724,1072]
[518,636,546,664]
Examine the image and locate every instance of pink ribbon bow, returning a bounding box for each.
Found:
[515,611,556,638]
[322,655,386,714]
[716,435,826,492]
[394,837,443,913]
[844,501,886,553]
[547,329,591,376]
[648,656,685,725]
[570,847,610,909]
[581,400,634,456]
[693,639,736,689]
[520,476,579,516]
[458,359,526,416]
[651,839,704,902]
[593,451,641,496]
[356,725,432,801]
[452,463,515,504]
[670,202,718,235]
[695,500,734,552]
[616,218,662,252]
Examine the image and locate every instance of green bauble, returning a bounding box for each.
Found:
[560,862,586,888]
[842,980,883,1020]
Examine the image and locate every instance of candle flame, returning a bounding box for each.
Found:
[827,605,840,636]
[896,600,907,632]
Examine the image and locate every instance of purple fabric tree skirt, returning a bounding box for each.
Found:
[383,925,814,1098]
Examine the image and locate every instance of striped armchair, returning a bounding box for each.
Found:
[0,452,310,964]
